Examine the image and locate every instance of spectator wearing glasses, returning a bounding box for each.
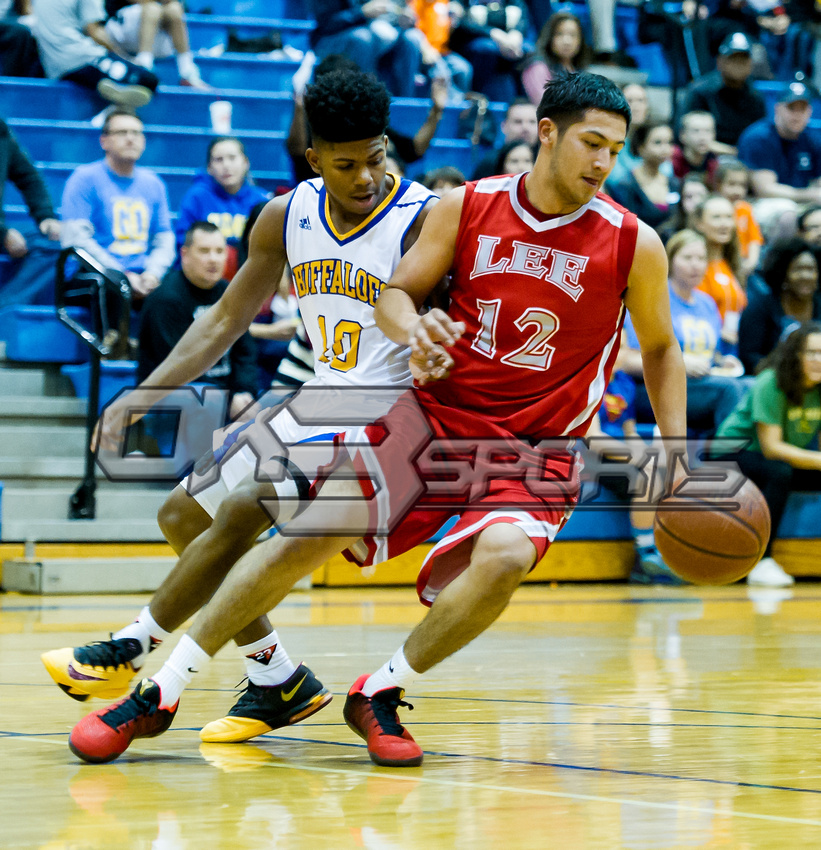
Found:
[60,107,173,306]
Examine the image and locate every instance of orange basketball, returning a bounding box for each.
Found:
[653,478,771,585]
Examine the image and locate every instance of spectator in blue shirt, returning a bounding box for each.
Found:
[737,79,821,203]
[175,137,269,280]
[60,107,174,302]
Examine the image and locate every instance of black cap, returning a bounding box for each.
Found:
[718,32,753,56]
[779,79,814,105]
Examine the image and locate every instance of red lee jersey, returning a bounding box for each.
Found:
[419,173,639,439]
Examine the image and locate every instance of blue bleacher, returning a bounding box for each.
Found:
[0,79,502,142]
[0,79,294,133]
[186,15,313,53]
[184,0,311,19]
[7,118,290,172]
[2,162,289,211]
[0,306,90,363]
[153,54,301,91]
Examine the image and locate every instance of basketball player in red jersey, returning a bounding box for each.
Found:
[66,73,687,769]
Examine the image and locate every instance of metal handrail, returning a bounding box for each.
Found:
[54,247,133,520]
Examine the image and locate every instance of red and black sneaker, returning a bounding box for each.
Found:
[69,678,177,764]
[343,674,423,767]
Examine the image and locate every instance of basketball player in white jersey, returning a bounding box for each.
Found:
[42,68,440,747]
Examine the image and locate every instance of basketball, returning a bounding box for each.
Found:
[653,478,771,585]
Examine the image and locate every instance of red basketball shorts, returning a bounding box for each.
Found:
[341,391,580,606]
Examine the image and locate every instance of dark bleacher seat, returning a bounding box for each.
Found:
[6,118,289,172]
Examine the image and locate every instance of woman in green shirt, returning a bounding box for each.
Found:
[715,321,821,587]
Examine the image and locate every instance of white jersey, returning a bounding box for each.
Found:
[284,175,435,387]
[185,175,435,518]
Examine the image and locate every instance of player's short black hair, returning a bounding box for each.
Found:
[536,72,631,134]
[304,69,390,144]
[314,53,359,78]
[183,220,222,247]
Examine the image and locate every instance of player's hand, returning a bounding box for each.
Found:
[409,308,465,358]
[410,342,454,385]
[229,391,255,420]
[92,396,141,454]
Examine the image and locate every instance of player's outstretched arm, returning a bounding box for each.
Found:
[375,187,466,355]
[95,197,291,451]
[623,221,687,444]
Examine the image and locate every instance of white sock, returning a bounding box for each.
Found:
[176,51,198,79]
[134,51,154,69]
[239,631,297,687]
[150,634,210,709]
[361,647,420,697]
[113,606,172,668]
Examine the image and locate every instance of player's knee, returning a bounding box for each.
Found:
[141,1,162,21]
[211,482,275,543]
[161,0,183,20]
[472,528,535,593]
[158,487,211,552]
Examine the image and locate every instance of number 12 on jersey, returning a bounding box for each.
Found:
[471,299,560,371]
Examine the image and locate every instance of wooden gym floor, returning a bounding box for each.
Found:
[3,582,821,849]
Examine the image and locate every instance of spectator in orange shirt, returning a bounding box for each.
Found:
[715,158,764,285]
[695,193,746,347]
[410,0,472,98]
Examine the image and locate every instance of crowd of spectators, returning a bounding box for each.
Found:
[3,0,821,586]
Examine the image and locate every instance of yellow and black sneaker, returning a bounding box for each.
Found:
[41,638,144,702]
[200,664,332,743]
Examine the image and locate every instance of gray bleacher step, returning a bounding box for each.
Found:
[0,396,87,422]
[1,487,168,523]
[2,557,176,594]
[0,456,86,478]
[1,517,163,542]
[0,424,88,458]
[0,368,45,396]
